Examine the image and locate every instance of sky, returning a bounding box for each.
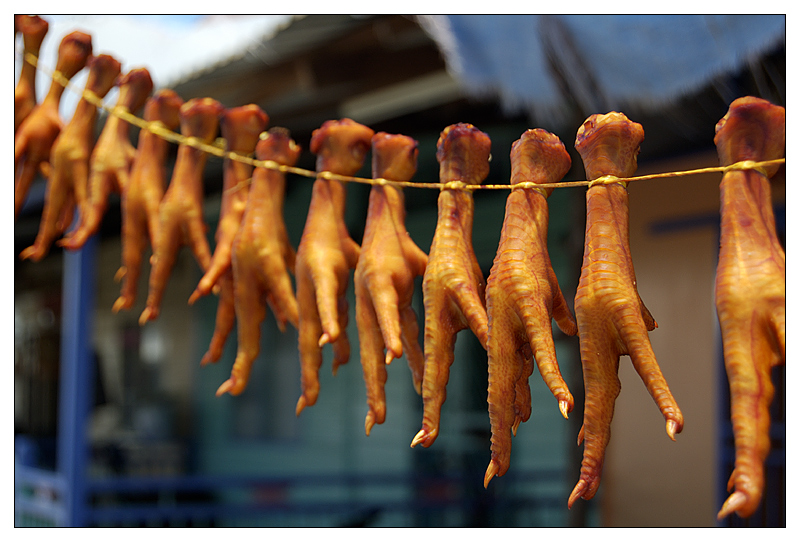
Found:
[14,15,294,118]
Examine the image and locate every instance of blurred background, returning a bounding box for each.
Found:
[14,14,785,527]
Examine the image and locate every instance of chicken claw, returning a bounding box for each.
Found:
[355,132,428,435]
[20,54,121,261]
[60,67,154,249]
[295,118,374,415]
[216,128,301,396]
[568,112,684,509]
[713,97,785,520]
[139,97,225,325]
[190,105,270,366]
[484,129,577,487]
[15,15,49,133]
[15,30,92,219]
[112,89,184,313]
[411,123,491,449]
[190,105,269,303]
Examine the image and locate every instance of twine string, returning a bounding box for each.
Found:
[22,50,785,196]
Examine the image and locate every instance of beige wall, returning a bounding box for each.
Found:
[601,151,784,526]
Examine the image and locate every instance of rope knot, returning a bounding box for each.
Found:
[515,182,549,198]
[442,180,470,191]
[725,160,769,177]
[81,89,102,106]
[587,175,627,188]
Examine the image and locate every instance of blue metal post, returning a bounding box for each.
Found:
[57,236,97,527]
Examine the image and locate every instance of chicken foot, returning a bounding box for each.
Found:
[355,132,428,435]
[295,118,374,415]
[15,30,92,218]
[112,89,184,312]
[60,67,153,249]
[568,112,684,508]
[139,97,225,325]
[190,105,269,366]
[190,104,269,302]
[484,129,577,487]
[714,96,785,520]
[411,123,491,449]
[20,53,121,261]
[216,128,301,396]
[15,15,49,133]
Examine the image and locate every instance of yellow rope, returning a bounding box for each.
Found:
[23,50,786,195]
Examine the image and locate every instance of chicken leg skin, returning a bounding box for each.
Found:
[484,129,577,487]
[411,123,491,449]
[713,96,785,520]
[295,119,374,415]
[113,89,184,312]
[216,127,301,396]
[355,132,428,435]
[568,112,683,509]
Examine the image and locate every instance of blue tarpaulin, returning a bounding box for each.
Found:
[418,15,785,121]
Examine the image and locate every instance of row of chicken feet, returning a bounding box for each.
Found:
[201,117,683,517]
[19,56,777,517]
[14,40,676,497]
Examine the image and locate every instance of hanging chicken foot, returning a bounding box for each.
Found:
[568,112,684,508]
[355,132,428,435]
[139,97,225,325]
[714,97,785,520]
[190,105,270,365]
[60,67,154,249]
[15,15,49,133]
[216,127,301,396]
[295,118,374,415]
[112,89,184,312]
[15,31,92,219]
[411,123,491,449]
[484,129,577,487]
[20,54,121,261]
